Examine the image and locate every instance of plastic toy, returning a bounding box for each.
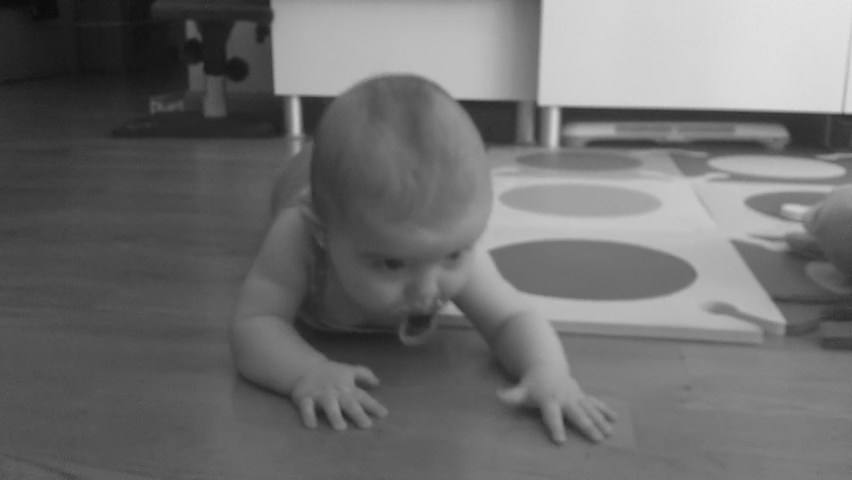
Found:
[785,184,852,284]
[113,0,276,138]
[785,184,852,346]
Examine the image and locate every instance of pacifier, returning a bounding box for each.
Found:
[397,299,447,346]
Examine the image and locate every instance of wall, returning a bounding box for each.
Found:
[0,0,77,82]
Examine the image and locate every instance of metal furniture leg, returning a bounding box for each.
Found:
[284,95,304,138]
[515,100,535,145]
[539,105,561,149]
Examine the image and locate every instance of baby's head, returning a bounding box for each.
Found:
[311,74,490,227]
[310,74,492,321]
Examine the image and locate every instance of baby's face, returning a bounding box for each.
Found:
[325,198,491,324]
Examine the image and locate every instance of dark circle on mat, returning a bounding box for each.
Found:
[500,184,662,217]
[516,150,641,172]
[491,240,698,300]
[744,191,828,220]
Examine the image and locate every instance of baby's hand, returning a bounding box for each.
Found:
[498,365,616,444]
[291,360,388,431]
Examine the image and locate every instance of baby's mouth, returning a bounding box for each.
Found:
[402,310,436,325]
[396,301,447,344]
[407,311,436,323]
[401,312,438,339]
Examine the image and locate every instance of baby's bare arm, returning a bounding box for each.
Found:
[454,246,616,444]
[231,209,388,430]
[454,246,568,376]
[230,208,326,395]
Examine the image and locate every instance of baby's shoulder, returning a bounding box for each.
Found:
[267,206,311,244]
[256,206,316,278]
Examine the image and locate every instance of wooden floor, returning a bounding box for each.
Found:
[1,75,851,480]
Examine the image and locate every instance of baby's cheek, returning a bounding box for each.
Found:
[441,266,473,299]
[353,273,405,308]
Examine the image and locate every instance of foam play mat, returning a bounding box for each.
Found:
[668,149,852,185]
[491,176,716,233]
[692,182,833,243]
[488,146,684,181]
[440,147,852,345]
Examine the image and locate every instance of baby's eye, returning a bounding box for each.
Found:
[375,259,405,271]
[445,250,468,265]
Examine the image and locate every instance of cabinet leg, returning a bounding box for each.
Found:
[824,114,835,149]
[515,100,536,145]
[284,95,304,138]
[539,105,561,149]
[203,75,227,118]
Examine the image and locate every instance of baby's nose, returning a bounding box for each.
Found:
[405,274,441,307]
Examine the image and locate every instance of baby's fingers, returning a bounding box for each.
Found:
[587,396,618,422]
[319,395,348,431]
[298,397,318,429]
[352,366,380,388]
[541,401,567,444]
[340,394,373,429]
[357,390,389,419]
[564,402,604,443]
[580,399,614,439]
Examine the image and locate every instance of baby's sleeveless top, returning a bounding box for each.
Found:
[290,189,438,346]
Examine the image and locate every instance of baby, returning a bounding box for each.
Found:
[230,74,616,444]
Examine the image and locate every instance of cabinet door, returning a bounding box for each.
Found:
[270,0,539,101]
[538,0,852,113]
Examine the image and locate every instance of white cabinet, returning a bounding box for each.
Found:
[270,0,539,101]
[538,0,852,113]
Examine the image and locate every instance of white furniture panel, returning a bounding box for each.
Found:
[844,28,852,113]
[270,0,539,100]
[539,0,852,113]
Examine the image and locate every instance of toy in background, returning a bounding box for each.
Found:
[784,183,852,289]
[784,184,852,349]
[113,0,278,138]
[180,21,263,118]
